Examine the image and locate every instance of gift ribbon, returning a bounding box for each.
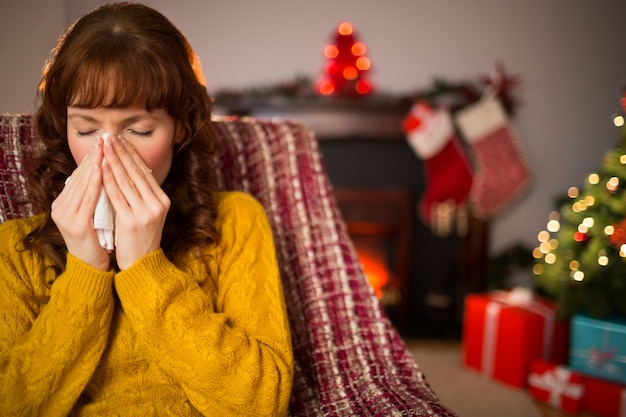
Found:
[570,321,626,381]
[528,367,584,408]
[481,288,555,377]
[571,347,626,374]
[482,301,501,377]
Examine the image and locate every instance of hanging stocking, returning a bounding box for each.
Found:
[403,101,474,234]
[456,95,531,219]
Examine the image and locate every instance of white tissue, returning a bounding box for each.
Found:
[96,132,115,251]
[94,187,115,251]
[64,132,116,252]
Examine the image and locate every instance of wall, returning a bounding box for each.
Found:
[0,0,66,113]
[2,0,626,258]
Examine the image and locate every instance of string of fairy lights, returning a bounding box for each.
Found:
[533,97,626,285]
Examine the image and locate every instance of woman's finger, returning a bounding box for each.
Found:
[54,139,103,212]
[118,137,170,206]
[102,135,166,209]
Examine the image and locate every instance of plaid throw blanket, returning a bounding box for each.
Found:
[0,114,456,417]
[0,114,39,222]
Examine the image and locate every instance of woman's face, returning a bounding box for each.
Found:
[66,106,182,185]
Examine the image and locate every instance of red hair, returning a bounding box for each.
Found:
[26,2,220,277]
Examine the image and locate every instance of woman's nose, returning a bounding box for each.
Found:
[101,131,121,142]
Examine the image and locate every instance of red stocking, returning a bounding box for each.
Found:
[456,95,531,219]
[403,101,474,230]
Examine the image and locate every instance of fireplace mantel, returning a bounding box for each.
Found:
[214,99,409,140]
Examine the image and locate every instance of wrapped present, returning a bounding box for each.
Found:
[462,288,569,388]
[527,359,585,414]
[570,314,626,384]
[583,376,626,417]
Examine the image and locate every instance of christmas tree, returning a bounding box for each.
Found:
[317,21,372,97]
[533,92,626,319]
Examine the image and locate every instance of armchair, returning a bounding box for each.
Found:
[0,114,457,416]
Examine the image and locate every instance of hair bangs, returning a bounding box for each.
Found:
[67,48,177,111]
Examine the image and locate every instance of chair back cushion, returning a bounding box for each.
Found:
[0,114,455,416]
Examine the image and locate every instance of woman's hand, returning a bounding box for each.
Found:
[51,139,111,271]
[102,135,171,270]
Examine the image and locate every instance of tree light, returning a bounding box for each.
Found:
[607,176,620,192]
[343,67,358,80]
[355,80,371,94]
[598,250,609,266]
[572,270,584,281]
[356,56,371,71]
[351,42,366,56]
[338,22,353,35]
[318,79,335,95]
[324,45,339,59]
[572,201,587,212]
[547,219,560,232]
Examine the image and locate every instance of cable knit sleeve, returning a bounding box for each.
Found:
[0,218,116,417]
[113,191,293,416]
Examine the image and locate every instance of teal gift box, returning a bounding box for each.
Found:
[570,314,626,384]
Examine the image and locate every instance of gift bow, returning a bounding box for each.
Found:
[528,367,584,408]
[589,347,618,369]
[497,286,533,304]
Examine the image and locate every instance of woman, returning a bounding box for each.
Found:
[0,2,293,415]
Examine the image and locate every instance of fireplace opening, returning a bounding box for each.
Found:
[334,188,412,323]
[353,233,400,306]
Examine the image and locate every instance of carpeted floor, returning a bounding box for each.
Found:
[406,340,543,417]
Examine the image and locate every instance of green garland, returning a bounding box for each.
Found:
[212,72,521,116]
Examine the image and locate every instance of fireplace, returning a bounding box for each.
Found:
[215,100,490,339]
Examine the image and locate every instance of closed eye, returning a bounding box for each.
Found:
[130,129,153,138]
[75,130,97,137]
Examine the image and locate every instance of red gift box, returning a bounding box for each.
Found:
[528,359,585,414]
[583,376,626,417]
[462,288,569,388]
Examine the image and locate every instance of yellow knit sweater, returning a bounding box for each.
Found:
[0,191,293,416]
